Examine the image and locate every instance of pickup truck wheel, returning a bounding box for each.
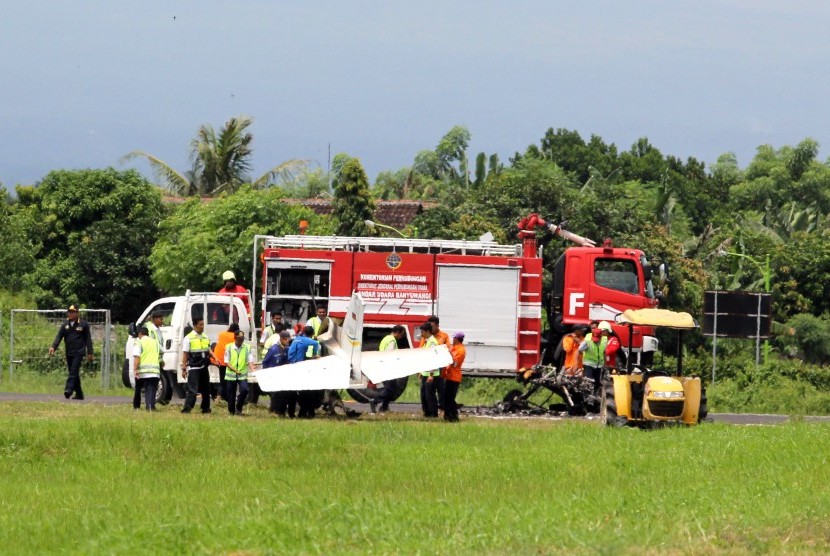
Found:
[155,373,170,406]
[174,381,187,399]
[248,382,262,404]
[122,359,131,388]
[347,377,409,404]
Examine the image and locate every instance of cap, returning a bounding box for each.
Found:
[222,270,236,281]
[453,331,465,340]
[598,321,612,332]
[67,305,78,312]
[151,311,164,319]
[279,330,291,339]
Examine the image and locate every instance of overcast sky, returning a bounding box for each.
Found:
[2,1,829,188]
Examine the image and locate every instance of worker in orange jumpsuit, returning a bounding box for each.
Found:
[211,323,239,402]
[442,331,466,422]
[421,316,451,411]
[562,326,587,376]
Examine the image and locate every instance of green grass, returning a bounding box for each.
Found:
[1,403,829,554]
[0,368,130,397]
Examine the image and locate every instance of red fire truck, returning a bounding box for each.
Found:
[255,216,659,401]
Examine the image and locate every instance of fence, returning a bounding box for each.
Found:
[7,309,113,389]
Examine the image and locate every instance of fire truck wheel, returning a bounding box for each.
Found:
[347,377,409,404]
[122,359,131,388]
[698,388,709,423]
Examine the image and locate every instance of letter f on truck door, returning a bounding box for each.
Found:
[568,292,585,317]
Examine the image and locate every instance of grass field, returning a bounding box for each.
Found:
[0,371,131,397]
[1,403,829,554]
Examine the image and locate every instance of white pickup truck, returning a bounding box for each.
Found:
[123,291,256,404]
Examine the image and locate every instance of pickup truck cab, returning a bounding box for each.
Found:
[123,291,256,403]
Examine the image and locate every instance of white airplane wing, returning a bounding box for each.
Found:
[253,356,351,391]
[360,344,453,384]
[254,291,452,391]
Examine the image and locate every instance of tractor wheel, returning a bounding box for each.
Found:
[601,382,625,427]
[698,387,709,423]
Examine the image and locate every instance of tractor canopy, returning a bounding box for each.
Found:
[615,308,697,330]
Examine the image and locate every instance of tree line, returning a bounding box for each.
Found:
[2,116,830,368]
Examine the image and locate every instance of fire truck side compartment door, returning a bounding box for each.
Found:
[436,265,520,371]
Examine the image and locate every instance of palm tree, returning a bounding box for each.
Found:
[123,115,305,196]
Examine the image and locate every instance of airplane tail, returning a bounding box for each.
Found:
[338,292,365,384]
[314,291,365,386]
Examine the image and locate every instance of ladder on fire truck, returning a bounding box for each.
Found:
[261,235,523,257]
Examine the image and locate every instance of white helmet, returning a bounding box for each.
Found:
[598,321,613,332]
[222,270,236,282]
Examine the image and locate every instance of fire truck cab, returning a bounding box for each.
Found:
[549,244,660,358]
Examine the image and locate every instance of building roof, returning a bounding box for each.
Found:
[162,195,433,229]
[284,199,433,229]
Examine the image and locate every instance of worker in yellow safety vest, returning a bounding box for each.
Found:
[419,323,440,418]
[132,326,161,411]
[370,325,406,414]
[306,305,331,339]
[224,330,256,416]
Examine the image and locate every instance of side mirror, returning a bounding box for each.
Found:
[658,263,670,285]
[128,322,138,338]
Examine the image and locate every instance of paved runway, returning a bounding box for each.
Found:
[2,392,829,424]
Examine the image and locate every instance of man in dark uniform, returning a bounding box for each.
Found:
[181,317,212,414]
[49,305,94,400]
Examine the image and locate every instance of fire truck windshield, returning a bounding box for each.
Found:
[594,259,640,295]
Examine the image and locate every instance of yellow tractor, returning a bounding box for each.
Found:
[601,308,707,427]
